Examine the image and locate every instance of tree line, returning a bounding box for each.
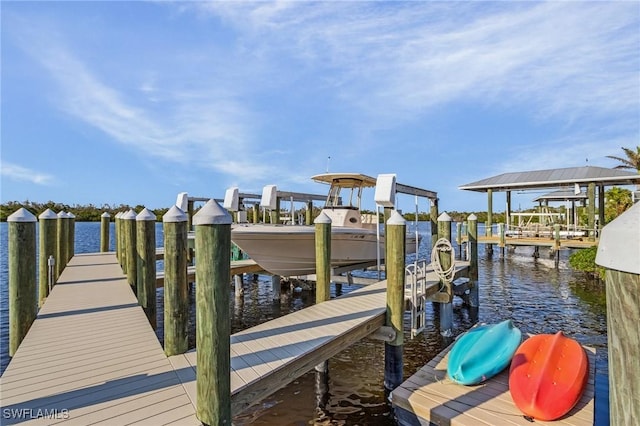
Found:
[0,200,170,222]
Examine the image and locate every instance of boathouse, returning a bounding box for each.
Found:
[459,166,640,242]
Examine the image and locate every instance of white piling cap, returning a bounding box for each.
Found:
[193,199,232,225]
[8,207,36,222]
[115,212,121,219]
[101,212,111,218]
[437,212,452,222]
[163,205,187,222]
[122,209,137,220]
[57,211,67,218]
[314,211,332,224]
[387,210,406,225]
[136,207,157,222]
[596,202,640,274]
[39,208,58,220]
[67,212,76,219]
[468,213,477,220]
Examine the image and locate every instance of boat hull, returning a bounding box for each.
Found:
[447,319,522,385]
[509,332,589,421]
[231,224,415,277]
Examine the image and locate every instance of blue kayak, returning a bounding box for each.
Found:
[447,319,522,385]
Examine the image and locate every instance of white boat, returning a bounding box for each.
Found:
[231,173,419,277]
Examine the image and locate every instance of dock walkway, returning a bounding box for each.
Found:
[0,253,199,425]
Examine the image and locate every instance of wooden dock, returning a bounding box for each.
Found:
[168,261,470,416]
[1,250,469,423]
[475,235,598,250]
[0,253,199,425]
[391,341,595,426]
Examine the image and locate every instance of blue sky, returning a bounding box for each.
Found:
[2,1,638,213]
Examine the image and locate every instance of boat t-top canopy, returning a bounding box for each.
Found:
[311,173,438,200]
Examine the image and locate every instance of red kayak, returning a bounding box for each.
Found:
[509,332,589,421]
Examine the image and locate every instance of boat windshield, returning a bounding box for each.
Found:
[325,178,363,209]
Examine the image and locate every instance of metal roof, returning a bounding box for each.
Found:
[533,189,588,202]
[459,166,640,192]
[311,172,438,200]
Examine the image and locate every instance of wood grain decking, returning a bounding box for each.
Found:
[1,251,470,424]
[391,340,595,426]
[0,253,199,425]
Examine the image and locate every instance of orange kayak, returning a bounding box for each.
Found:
[509,332,589,421]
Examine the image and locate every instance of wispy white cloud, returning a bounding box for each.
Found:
[1,162,54,185]
[191,2,639,127]
[7,17,277,185]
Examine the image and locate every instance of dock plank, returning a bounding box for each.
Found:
[0,253,197,425]
[391,341,595,426]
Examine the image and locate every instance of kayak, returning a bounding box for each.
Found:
[447,319,522,385]
[509,332,589,421]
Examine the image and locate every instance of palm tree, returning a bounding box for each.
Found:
[607,146,640,173]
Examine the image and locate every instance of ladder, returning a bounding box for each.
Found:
[406,260,428,339]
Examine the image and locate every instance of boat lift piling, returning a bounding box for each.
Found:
[193,199,233,426]
[100,211,110,252]
[163,206,189,356]
[8,208,37,357]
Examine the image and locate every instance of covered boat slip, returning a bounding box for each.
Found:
[459,166,640,241]
[392,341,595,426]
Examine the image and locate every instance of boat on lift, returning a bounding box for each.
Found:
[230,173,428,277]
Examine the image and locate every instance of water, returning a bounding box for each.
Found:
[0,222,609,424]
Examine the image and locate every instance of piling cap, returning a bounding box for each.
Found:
[163,205,187,222]
[57,211,67,218]
[67,212,76,219]
[39,208,58,220]
[387,210,406,225]
[115,212,122,219]
[468,213,477,220]
[314,211,332,224]
[596,202,640,274]
[437,212,452,222]
[8,207,36,222]
[101,212,111,218]
[122,209,137,220]
[193,199,232,225]
[136,207,157,222]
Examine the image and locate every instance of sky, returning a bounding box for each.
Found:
[1,1,639,213]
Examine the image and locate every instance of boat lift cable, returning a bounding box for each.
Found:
[431,238,456,283]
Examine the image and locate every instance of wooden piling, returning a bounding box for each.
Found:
[193,199,232,426]
[100,212,110,252]
[271,275,280,301]
[315,212,332,304]
[163,206,189,356]
[67,212,75,262]
[115,212,121,263]
[467,214,479,314]
[587,182,596,241]
[8,208,37,357]
[595,202,640,426]
[252,204,259,224]
[437,212,453,337]
[38,209,58,307]
[56,212,68,279]
[498,222,505,256]
[123,209,137,290]
[455,222,462,259]
[384,210,406,391]
[428,199,438,250]
[306,201,313,225]
[136,208,157,328]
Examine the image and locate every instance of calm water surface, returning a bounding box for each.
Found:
[0,222,608,425]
